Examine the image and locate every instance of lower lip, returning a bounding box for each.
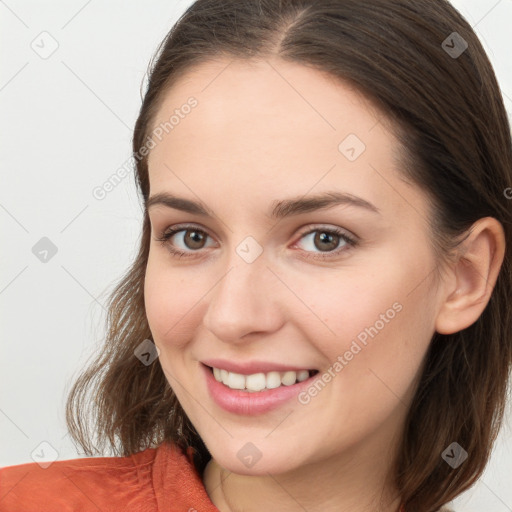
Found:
[201,363,318,415]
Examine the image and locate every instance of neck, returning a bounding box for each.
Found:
[202,433,403,512]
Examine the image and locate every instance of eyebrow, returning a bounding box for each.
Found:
[145,191,381,219]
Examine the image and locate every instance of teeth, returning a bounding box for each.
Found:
[266,371,282,389]
[227,371,245,390]
[297,370,310,382]
[282,371,297,386]
[211,367,313,391]
[245,373,266,391]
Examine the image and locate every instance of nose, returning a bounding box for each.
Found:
[202,252,285,344]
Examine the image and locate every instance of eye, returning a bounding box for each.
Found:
[154,223,358,261]
[154,224,215,258]
[293,226,358,260]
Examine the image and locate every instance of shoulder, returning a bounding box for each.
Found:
[0,442,218,512]
[0,444,160,512]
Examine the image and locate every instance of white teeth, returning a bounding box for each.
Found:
[266,371,282,389]
[226,371,245,390]
[245,373,266,391]
[297,370,309,382]
[211,367,314,391]
[281,371,297,386]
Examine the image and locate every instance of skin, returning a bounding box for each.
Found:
[144,57,505,512]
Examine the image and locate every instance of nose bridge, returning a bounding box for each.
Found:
[202,242,282,341]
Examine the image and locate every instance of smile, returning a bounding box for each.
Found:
[209,366,318,392]
[201,363,320,415]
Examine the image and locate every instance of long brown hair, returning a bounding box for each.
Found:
[66,1,512,510]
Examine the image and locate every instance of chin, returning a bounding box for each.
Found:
[205,440,306,476]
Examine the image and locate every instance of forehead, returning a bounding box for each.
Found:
[149,56,389,151]
[146,57,426,220]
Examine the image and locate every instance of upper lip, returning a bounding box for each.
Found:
[201,358,316,375]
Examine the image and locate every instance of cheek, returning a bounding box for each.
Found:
[294,259,434,374]
[287,268,399,345]
[291,267,434,439]
[144,255,200,345]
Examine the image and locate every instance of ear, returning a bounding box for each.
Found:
[435,217,506,335]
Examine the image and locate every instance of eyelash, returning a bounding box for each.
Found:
[154,223,358,261]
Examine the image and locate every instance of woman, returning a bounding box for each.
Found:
[1,1,510,511]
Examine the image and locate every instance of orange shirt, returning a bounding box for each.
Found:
[0,441,220,511]
[1,444,449,511]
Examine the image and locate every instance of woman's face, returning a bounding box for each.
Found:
[144,57,444,475]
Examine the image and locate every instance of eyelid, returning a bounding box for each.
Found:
[293,223,357,241]
[156,222,356,240]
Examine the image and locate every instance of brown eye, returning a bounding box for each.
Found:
[156,225,215,256]
[182,229,208,250]
[297,228,352,253]
[294,226,358,261]
[313,231,340,252]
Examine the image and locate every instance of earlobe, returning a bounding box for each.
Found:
[435,217,506,335]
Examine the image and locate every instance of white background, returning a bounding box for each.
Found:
[1,1,511,510]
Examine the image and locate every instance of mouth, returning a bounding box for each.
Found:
[204,364,320,393]
[201,362,321,415]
